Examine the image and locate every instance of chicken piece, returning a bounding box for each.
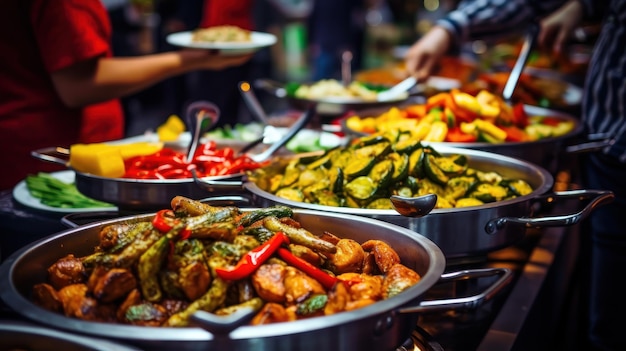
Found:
[252,263,287,303]
[57,284,101,321]
[318,230,340,245]
[178,261,211,301]
[98,223,133,250]
[91,268,137,303]
[31,283,63,313]
[123,302,169,326]
[117,288,142,321]
[160,299,189,316]
[361,252,377,275]
[284,266,325,305]
[326,239,365,274]
[250,302,290,325]
[337,272,384,301]
[361,240,400,274]
[382,263,421,299]
[323,280,351,315]
[345,298,376,311]
[47,254,85,289]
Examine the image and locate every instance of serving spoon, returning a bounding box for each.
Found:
[377,76,418,102]
[390,193,438,218]
[185,101,220,163]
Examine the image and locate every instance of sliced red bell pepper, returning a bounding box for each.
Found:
[215,231,289,281]
[277,247,339,290]
[500,125,530,142]
[540,116,562,126]
[511,103,530,128]
[404,104,426,118]
[445,127,477,143]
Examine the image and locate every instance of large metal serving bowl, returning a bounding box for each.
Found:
[0,209,446,351]
[342,105,584,174]
[240,145,613,258]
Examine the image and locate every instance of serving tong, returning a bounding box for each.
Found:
[502,22,539,103]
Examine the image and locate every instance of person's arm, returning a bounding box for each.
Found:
[404,0,568,79]
[538,0,585,57]
[51,50,252,108]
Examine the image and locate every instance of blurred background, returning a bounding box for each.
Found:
[109,0,595,137]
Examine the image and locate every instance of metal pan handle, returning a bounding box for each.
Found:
[30,147,70,167]
[61,211,124,228]
[484,189,614,234]
[399,267,513,314]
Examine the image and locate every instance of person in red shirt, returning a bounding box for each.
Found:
[0,0,253,191]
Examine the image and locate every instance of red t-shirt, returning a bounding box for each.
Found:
[200,0,254,30]
[0,0,124,190]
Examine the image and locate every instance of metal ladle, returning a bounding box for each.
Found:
[247,104,316,163]
[390,193,438,218]
[238,81,271,125]
[185,101,220,163]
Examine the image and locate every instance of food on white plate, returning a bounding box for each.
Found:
[191,25,251,43]
[204,123,344,153]
[25,172,113,209]
[293,79,396,101]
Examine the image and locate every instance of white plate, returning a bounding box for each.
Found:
[166,31,277,55]
[12,171,117,213]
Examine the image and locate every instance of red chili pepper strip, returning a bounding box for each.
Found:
[277,247,340,290]
[152,209,192,239]
[152,209,176,232]
[215,232,289,281]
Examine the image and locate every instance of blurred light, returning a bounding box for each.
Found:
[472,40,487,55]
[424,0,440,12]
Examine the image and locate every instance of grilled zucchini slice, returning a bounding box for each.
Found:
[433,155,468,175]
[500,179,533,196]
[455,197,485,208]
[408,148,425,178]
[345,176,377,200]
[467,183,509,202]
[366,198,393,209]
[275,188,305,202]
[369,159,394,188]
[424,154,450,186]
[394,138,422,155]
[354,141,392,159]
[344,156,376,180]
[388,152,409,183]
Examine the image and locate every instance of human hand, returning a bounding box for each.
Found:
[182,49,254,70]
[538,0,584,57]
[404,26,453,82]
